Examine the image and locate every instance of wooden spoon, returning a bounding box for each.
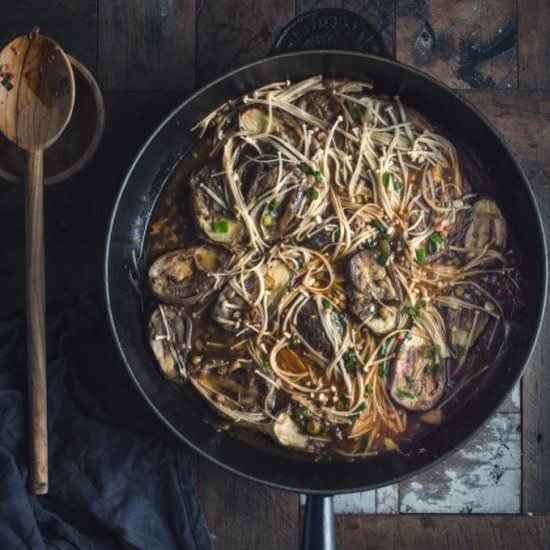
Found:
[0,28,75,495]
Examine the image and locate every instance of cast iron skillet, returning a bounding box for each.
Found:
[105,50,547,548]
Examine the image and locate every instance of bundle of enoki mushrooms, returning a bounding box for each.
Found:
[148,76,516,457]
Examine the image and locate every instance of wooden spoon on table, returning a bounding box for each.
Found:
[0,28,75,494]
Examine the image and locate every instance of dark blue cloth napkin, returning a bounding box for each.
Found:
[0,296,212,550]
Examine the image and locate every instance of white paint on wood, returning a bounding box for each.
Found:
[399,412,521,514]
[375,484,399,513]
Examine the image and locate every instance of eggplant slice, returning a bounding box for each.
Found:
[189,164,245,248]
[149,305,192,380]
[296,298,344,359]
[390,333,446,411]
[239,107,301,148]
[149,245,229,306]
[346,250,400,335]
[464,199,507,252]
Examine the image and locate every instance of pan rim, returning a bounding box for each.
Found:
[104,49,548,495]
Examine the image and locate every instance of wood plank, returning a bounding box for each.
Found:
[0,189,99,296]
[461,90,550,188]
[0,0,98,76]
[196,457,300,550]
[98,0,195,91]
[518,0,550,89]
[296,1,395,55]
[336,515,550,550]
[522,185,550,514]
[196,0,295,86]
[396,1,517,89]
[399,413,521,514]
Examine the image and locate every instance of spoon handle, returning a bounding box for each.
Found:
[25,149,48,495]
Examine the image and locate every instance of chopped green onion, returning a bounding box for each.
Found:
[343,350,357,372]
[289,337,298,350]
[337,312,348,327]
[299,162,313,174]
[292,407,305,422]
[404,306,418,317]
[405,374,414,386]
[393,181,402,192]
[379,339,391,358]
[429,363,443,373]
[378,252,390,266]
[268,199,279,211]
[366,238,378,249]
[382,172,392,187]
[322,298,331,310]
[416,247,426,264]
[371,219,388,238]
[424,344,441,360]
[378,363,390,377]
[306,186,320,200]
[212,219,229,233]
[262,359,270,370]
[396,388,416,399]
[360,433,370,451]
[313,170,323,182]
[429,231,444,251]
[263,214,275,226]
[365,384,374,396]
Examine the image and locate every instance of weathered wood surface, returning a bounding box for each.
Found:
[98,0,195,91]
[0,0,98,76]
[196,458,300,550]
[336,515,550,550]
[296,0,395,54]
[196,0,295,86]
[518,0,550,89]
[396,0,517,89]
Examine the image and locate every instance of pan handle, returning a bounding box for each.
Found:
[302,495,336,550]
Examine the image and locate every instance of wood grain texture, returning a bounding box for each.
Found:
[399,413,521,514]
[0,0,98,76]
[336,515,550,550]
[521,186,550,514]
[197,457,300,550]
[196,0,294,86]
[518,0,550,89]
[98,0,195,91]
[396,0,517,89]
[25,149,48,494]
[461,90,550,188]
[296,0,395,54]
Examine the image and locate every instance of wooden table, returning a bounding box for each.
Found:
[1,1,549,548]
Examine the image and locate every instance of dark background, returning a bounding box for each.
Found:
[1,1,550,548]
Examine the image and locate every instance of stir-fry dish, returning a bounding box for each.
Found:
[144,76,517,457]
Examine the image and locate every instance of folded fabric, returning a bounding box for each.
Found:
[0,295,212,550]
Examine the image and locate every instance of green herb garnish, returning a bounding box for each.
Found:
[360,433,370,451]
[212,219,229,233]
[382,172,391,187]
[268,199,279,211]
[366,238,378,249]
[292,407,305,422]
[429,231,444,251]
[416,247,426,264]
[322,298,331,310]
[343,350,357,372]
[313,170,323,182]
[378,339,391,358]
[289,337,298,350]
[306,186,320,200]
[429,363,443,373]
[404,306,419,317]
[262,359,270,370]
[405,375,414,386]
[337,312,348,327]
[364,384,374,396]
[378,252,390,266]
[424,344,441,361]
[378,363,390,377]
[396,388,416,399]
[371,219,388,238]
[393,181,402,192]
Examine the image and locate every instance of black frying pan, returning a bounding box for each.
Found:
[105,45,547,549]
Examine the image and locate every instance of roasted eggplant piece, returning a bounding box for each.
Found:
[464,199,507,252]
[189,164,245,248]
[346,250,400,335]
[148,305,192,380]
[444,288,490,362]
[389,333,446,411]
[239,107,301,148]
[148,245,229,306]
[296,298,343,359]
